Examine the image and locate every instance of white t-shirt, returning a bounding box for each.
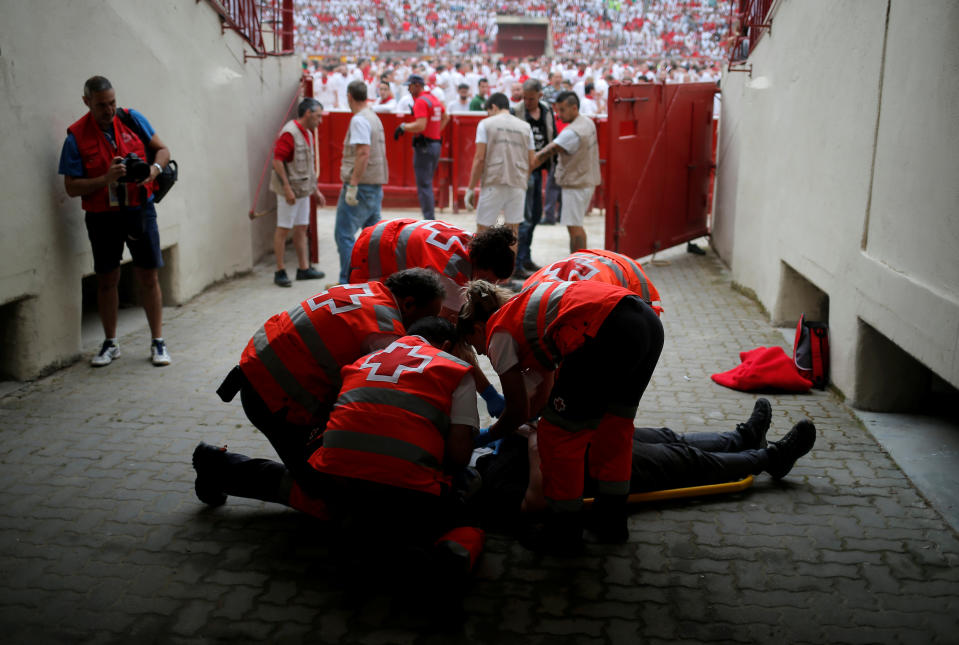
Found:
[373,97,397,113]
[553,126,581,155]
[330,73,348,108]
[447,98,473,114]
[395,94,415,114]
[475,117,536,149]
[450,371,480,428]
[347,113,372,145]
[580,97,598,117]
[313,75,337,108]
[487,330,544,394]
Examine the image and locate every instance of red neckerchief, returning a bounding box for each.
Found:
[293,120,313,147]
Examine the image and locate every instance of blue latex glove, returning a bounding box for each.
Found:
[474,426,498,449]
[480,384,506,418]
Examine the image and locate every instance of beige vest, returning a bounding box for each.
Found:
[555,114,601,188]
[270,120,317,198]
[481,112,531,190]
[340,108,388,185]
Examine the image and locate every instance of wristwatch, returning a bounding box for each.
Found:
[152,163,163,174]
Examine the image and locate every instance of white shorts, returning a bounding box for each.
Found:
[560,187,595,227]
[276,194,312,228]
[476,185,526,227]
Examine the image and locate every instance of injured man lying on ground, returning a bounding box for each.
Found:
[469,398,816,530]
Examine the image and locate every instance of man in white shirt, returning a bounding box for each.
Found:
[313,64,337,109]
[531,91,601,253]
[330,65,348,109]
[464,93,536,240]
[580,84,599,117]
[449,62,467,103]
[447,83,473,113]
[334,81,388,284]
[372,81,397,113]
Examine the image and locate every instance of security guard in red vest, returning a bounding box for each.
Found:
[523,249,664,315]
[393,74,448,220]
[214,268,445,480]
[458,279,664,554]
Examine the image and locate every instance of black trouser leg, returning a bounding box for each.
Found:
[211,449,292,505]
[239,382,316,481]
[633,426,748,452]
[629,442,768,492]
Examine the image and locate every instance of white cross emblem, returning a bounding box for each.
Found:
[360,341,434,383]
[421,221,469,253]
[544,256,600,282]
[306,284,375,315]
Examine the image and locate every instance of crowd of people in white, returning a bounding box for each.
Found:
[292,0,733,61]
[308,53,722,116]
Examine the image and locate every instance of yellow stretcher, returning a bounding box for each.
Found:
[583,475,754,508]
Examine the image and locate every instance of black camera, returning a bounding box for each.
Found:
[118,153,151,183]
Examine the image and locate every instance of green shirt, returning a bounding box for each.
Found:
[468,95,486,111]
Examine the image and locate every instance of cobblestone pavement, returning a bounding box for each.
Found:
[2,210,958,644]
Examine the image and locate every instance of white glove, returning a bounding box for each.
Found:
[464,188,476,211]
[345,184,359,206]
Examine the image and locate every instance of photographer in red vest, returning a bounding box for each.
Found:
[59,75,172,367]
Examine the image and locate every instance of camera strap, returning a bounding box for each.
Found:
[117,108,154,164]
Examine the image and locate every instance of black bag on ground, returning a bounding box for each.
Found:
[117,108,178,203]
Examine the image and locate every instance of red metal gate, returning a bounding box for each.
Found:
[604,83,716,258]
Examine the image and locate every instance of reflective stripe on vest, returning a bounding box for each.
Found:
[374,304,403,331]
[592,253,651,304]
[252,326,326,416]
[335,386,452,438]
[523,281,570,370]
[249,286,402,420]
[394,220,472,281]
[321,429,443,471]
[288,304,341,387]
[366,219,393,279]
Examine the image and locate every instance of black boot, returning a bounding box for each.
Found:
[736,398,772,449]
[192,442,228,506]
[766,420,816,480]
[191,442,289,506]
[520,511,584,556]
[586,494,629,544]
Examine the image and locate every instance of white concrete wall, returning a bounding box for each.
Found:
[713,0,959,404]
[0,0,302,379]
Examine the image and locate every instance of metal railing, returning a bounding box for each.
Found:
[202,0,294,61]
[727,0,774,74]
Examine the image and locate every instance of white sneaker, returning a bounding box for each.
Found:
[151,339,172,366]
[91,341,120,367]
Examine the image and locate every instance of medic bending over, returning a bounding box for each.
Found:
[524,248,664,316]
[350,218,517,417]
[213,268,445,483]
[350,218,516,317]
[457,279,664,554]
[194,317,485,596]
